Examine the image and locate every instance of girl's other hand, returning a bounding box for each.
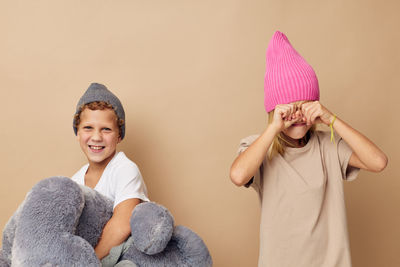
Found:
[271,104,303,131]
[300,101,334,126]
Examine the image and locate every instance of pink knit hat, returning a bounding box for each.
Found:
[264,31,319,112]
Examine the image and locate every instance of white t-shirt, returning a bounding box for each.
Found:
[71,151,150,209]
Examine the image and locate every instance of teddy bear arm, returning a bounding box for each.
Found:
[170,225,213,267]
[119,203,213,267]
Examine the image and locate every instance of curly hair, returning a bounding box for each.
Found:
[73,101,125,137]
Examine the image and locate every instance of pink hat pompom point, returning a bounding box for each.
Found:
[264,31,320,112]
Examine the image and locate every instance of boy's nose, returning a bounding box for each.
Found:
[91,131,103,141]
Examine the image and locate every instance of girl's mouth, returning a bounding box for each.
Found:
[292,123,306,127]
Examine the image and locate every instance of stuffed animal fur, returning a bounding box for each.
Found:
[0,177,212,267]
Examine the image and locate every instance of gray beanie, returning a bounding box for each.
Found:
[73,83,125,139]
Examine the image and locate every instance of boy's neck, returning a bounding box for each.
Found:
[85,151,117,188]
[89,150,117,170]
[85,163,108,189]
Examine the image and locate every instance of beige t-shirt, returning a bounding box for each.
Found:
[238,130,360,267]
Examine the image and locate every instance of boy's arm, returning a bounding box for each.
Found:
[94,198,141,260]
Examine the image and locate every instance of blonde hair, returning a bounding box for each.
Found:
[267,101,316,160]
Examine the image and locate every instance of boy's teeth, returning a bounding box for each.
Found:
[90,146,103,150]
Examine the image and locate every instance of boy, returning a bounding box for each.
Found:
[72,83,149,260]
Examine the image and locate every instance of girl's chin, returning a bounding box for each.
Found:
[283,130,308,140]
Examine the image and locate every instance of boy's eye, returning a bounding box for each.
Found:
[83,126,92,130]
[102,128,112,131]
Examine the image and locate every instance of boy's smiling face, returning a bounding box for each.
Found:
[77,108,121,168]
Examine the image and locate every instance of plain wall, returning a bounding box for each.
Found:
[1,0,399,266]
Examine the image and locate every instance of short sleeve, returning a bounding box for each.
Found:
[113,163,150,209]
[237,135,263,192]
[337,136,360,181]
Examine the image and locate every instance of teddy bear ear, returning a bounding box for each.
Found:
[130,202,174,255]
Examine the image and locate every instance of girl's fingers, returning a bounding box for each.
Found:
[275,106,290,122]
[292,110,301,120]
[279,105,292,120]
[309,109,320,124]
[276,103,302,122]
[291,108,298,120]
[307,105,321,125]
[275,102,327,127]
[301,102,312,115]
[286,104,295,120]
[284,108,289,119]
[302,105,310,124]
[305,108,314,125]
[277,108,285,119]
[300,105,308,123]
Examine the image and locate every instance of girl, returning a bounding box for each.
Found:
[230,31,387,267]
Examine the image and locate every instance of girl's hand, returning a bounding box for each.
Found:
[300,101,334,126]
[271,104,303,131]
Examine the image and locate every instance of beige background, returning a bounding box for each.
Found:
[1,0,399,266]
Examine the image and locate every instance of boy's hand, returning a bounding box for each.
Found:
[300,101,334,126]
[271,104,304,131]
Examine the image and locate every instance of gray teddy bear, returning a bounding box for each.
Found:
[0,177,212,267]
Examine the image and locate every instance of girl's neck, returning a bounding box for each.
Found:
[281,132,310,148]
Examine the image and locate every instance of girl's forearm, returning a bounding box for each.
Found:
[230,124,279,186]
[332,116,388,172]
